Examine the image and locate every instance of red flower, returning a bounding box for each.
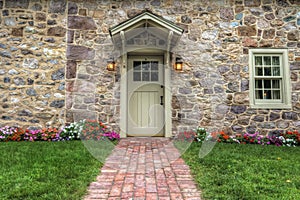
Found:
[223,135,229,140]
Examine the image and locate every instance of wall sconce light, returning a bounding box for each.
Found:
[174,57,183,71]
[107,61,116,71]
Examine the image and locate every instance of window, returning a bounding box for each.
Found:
[249,49,291,109]
[133,61,159,82]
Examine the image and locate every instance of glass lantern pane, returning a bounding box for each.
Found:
[255,56,262,66]
[133,72,141,81]
[263,56,271,66]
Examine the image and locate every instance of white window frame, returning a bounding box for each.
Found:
[249,48,291,109]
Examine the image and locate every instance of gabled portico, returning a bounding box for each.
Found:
[109,11,183,138]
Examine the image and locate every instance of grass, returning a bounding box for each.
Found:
[181,142,300,200]
[0,141,103,200]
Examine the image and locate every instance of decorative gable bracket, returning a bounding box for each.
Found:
[109,11,184,52]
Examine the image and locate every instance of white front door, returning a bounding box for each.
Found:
[127,56,164,136]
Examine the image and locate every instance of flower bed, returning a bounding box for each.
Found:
[0,119,120,142]
[195,128,300,147]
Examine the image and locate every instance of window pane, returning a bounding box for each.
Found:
[151,62,158,70]
[264,90,271,99]
[142,61,150,71]
[151,72,158,81]
[133,72,141,81]
[256,67,263,76]
[264,80,271,88]
[273,90,281,99]
[256,90,263,99]
[272,56,280,65]
[264,67,271,76]
[142,72,150,81]
[134,61,141,70]
[272,80,280,89]
[263,56,271,66]
[255,56,262,66]
[272,67,280,76]
[255,80,263,88]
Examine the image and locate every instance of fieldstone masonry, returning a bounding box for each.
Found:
[0,0,67,129]
[0,0,300,135]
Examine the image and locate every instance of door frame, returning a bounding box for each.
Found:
[119,50,172,138]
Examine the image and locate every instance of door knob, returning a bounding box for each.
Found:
[160,96,164,105]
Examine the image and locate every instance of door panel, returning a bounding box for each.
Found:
[127,56,164,136]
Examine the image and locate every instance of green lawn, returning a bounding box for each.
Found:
[181,142,300,200]
[0,141,102,200]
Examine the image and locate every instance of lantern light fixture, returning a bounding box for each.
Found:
[174,57,183,71]
[107,60,116,71]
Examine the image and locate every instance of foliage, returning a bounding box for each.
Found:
[176,130,196,142]
[195,127,207,142]
[0,126,17,141]
[195,127,300,147]
[103,131,120,141]
[80,119,107,140]
[0,119,120,143]
[9,128,25,141]
[182,142,300,200]
[60,120,84,140]
[280,130,300,147]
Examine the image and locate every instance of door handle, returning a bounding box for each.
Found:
[160,96,164,105]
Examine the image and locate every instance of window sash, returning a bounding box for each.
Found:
[254,55,282,77]
[254,78,282,100]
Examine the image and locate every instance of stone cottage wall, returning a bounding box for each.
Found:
[65,0,120,130]
[171,0,300,135]
[0,0,67,129]
[64,0,300,135]
[168,0,300,134]
[1,0,299,135]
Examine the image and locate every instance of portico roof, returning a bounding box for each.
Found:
[109,10,184,51]
[109,10,184,37]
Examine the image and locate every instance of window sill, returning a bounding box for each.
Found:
[250,103,292,109]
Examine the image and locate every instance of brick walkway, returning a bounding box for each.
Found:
[84,137,201,200]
